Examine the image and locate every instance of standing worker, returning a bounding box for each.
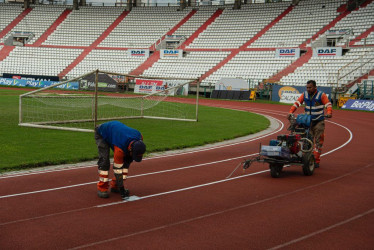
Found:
[94,121,146,199]
[287,80,332,168]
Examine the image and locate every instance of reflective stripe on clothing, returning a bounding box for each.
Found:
[123,168,128,180]
[98,170,109,182]
[113,168,122,174]
[113,162,123,168]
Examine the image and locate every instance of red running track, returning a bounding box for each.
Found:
[0,100,373,249]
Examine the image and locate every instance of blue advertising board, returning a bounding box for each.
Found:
[0,77,79,90]
[341,99,374,112]
[272,85,332,103]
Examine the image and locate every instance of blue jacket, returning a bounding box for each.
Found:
[97,121,143,153]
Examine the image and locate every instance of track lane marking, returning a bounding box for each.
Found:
[0,110,284,179]
[96,121,354,208]
[2,163,371,228]
[0,153,258,199]
[0,117,353,199]
[268,208,374,250]
[68,163,373,249]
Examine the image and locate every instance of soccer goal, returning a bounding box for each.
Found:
[19,70,200,132]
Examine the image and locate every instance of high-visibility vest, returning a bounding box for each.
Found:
[304,90,325,121]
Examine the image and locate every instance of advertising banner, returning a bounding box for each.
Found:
[326,29,352,38]
[80,73,118,92]
[272,85,332,103]
[134,79,188,96]
[341,99,374,111]
[165,80,189,96]
[280,92,302,104]
[127,49,150,58]
[216,78,249,91]
[275,48,300,58]
[313,47,342,57]
[0,77,78,89]
[134,79,164,94]
[160,49,183,58]
[3,73,59,82]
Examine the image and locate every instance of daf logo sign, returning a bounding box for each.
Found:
[280,49,295,54]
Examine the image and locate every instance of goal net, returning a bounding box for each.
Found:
[19,70,200,132]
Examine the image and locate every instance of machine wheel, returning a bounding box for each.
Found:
[269,163,283,178]
[302,152,315,176]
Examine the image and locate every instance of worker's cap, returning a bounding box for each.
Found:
[132,140,146,162]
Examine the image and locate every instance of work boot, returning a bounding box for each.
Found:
[111,186,119,193]
[120,187,130,200]
[97,190,109,198]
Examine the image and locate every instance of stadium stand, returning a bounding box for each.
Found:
[202,50,298,86]
[0,0,373,93]
[0,6,66,45]
[66,49,148,78]
[180,7,223,49]
[142,51,230,79]
[0,47,83,76]
[42,6,124,46]
[355,29,374,45]
[172,6,216,42]
[280,47,374,86]
[187,2,290,49]
[325,1,374,46]
[98,6,189,49]
[249,0,346,48]
[33,8,72,47]
[0,4,31,42]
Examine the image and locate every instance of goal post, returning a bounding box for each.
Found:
[19,70,200,132]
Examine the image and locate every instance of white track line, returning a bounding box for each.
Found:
[0,111,283,179]
[96,123,353,208]
[0,118,353,200]
[96,169,270,208]
[321,120,353,156]
[268,208,374,250]
[2,163,370,229]
[68,163,373,249]
[0,153,258,199]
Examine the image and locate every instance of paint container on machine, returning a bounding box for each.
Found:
[269,139,280,146]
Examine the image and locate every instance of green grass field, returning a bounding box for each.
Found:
[1,88,270,173]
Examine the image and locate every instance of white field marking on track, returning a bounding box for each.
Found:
[94,122,354,208]
[2,158,367,230]
[0,153,259,199]
[97,123,354,208]
[0,168,268,227]
[69,164,373,249]
[0,117,353,199]
[268,208,374,250]
[0,164,98,179]
[96,169,270,207]
[0,112,284,179]
[320,120,353,156]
